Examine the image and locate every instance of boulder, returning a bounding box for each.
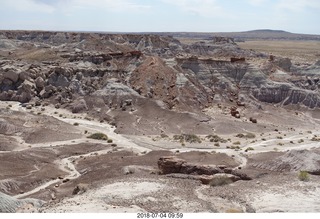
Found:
[158,156,252,181]
[3,69,20,83]
[158,156,186,174]
[72,183,89,195]
[180,163,222,175]
[35,77,45,89]
[71,98,88,113]
[19,71,30,81]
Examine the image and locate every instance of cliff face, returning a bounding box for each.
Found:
[1,30,320,112]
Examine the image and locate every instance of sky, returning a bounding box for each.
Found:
[0,0,319,34]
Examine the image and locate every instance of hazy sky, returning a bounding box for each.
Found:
[0,0,319,34]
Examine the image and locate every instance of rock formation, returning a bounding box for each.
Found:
[158,156,252,183]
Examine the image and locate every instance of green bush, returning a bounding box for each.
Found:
[298,171,310,181]
[87,133,108,140]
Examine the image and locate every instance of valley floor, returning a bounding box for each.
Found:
[1,101,320,213]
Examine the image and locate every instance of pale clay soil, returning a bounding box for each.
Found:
[1,101,320,213]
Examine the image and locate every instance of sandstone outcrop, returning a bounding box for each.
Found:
[158,156,252,183]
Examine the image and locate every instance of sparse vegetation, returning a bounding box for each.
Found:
[233,141,241,145]
[173,134,202,144]
[298,171,310,181]
[160,133,169,138]
[277,136,283,139]
[107,139,113,143]
[298,139,304,143]
[311,136,320,141]
[245,147,254,151]
[206,134,227,143]
[236,133,256,139]
[87,133,108,140]
[230,145,240,150]
[73,122,79,126]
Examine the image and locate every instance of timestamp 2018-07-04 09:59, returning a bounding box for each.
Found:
[137,213,184,219]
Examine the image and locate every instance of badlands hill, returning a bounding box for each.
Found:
[1,30,320,213]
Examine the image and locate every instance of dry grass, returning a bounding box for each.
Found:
[238,40,320,63]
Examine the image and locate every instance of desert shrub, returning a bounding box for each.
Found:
[277,136,283,139]
[214,143,220,147]
[233,141,241,145]
[298,139,304,143]
[230,145,240,150]
[311,136,320,141]
[73,122,79,126]
[236,133,244,138]
[236,133,256,139]
[246,147,254,151]
[87,133,108,140]
[298,171,310,181]
[184,134,202,143]
[174,134,201,143]
[160,133,169,138]
[107,139,113,143]
[209,175,233,187]
[84,117,92,121]
[206,134,227,143]
[173,134,184,141]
